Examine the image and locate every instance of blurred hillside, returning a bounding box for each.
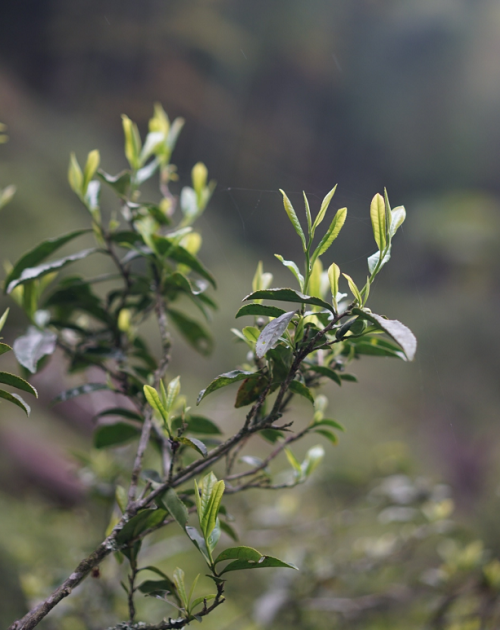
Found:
[1,1,500,628]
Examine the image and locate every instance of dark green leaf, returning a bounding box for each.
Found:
[308,365,342,386]
[289,380,314,404]
[7,249,97,294]
[219,520,238,542]
[352,308,417,361]
[314,429,338,444]
[0,390,31,415]
[268,345,293,382]
[185,526,211,563]
[138,579,178,598]
[168,308,214,356]
[235,374,269,408]
[97,169,131,196]
[235,304,286,319]
[5,229,91,293]
[313,418,345,431]
[340,373,357,382]
[163,488,189,529]
[215,546,261,564]
[215,546,298,574]
[0,343,11,356]
[151,238,216,288]
[255,311,296,359]
[260,428,284,443]
[13,327,57,373]
[53,382,111,403]
[0,372,37,397]
[244,289,334,313]
[178,436,207,457]
[171,415,222,435]
[116,509,168,546]
[94,423,141,449]
[348,337,406,360]
[96,407,143,422]
[197,370,256,405]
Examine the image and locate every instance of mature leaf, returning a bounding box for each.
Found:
[352,308,417,360]
[96,407,143,422]
[260,428,284,443]
[7,248,97,293]
[0,390,31,415]
[190,594,217,610]
[255,311,296,359]
[311,207,347,263]
[314,429,338,444]
[185,526,211,563]
[244,288,334,313]
[370,193,387,251]
[313,418,345,431]
[138,579,178,598]
[13,327,57,373]
[0,372,38,397]
[274,255,304,290]
[116,509,168,546]
[97,169,131,196]
[94,423,141,449]
[219,520,239,542]
[5,229,90,293]
[168,308,214,356]
[0,343,12,356]
[197,370,255,405]
[152,239,216,288]
[171,415,222,435]
[349,338,406,360]
[53,382,110,403]
[289,380,314,404]
[235,374,269,408]
[308,365,342,386]
[215,545,298,574]
[312,185,337,234]
[164,489,189,529]
[178,436,207,457]
[341,373,358,382]
[235,304,286,319]
[214,546,261,564]
[280,190,306,251]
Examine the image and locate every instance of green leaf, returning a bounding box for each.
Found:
[289,380,314,404]
[312,185,337,235]
[370,193,387,251]
[203,480,225,539]
[328,263,340,311]
[235,374,269,408]
[197,370,255,405]
[311,207,347,264]
[215,546,298,574]
[173,568,188,609]
[268,345,293,382]
[171,415,222,435]
[302,445,324,477]
[260,428,284,443]
[367,248,391,275]
[390,206,406,238]
[0,390,31,415]
[165,376,181,417]
[190,594,216,611]
[53,382,111,403]
[83,150,100,192]
[244,288,334,313]
[314,429,338,444]
[0,372,37,397]
[68,153,83,195]
[138,579,179,599]
[0,185,16,210]
[122,115,142,170]
[94,423,141,449]
[313,418,345,431]
[143,385,168,424]
[308,365,342,386]
[352,308,417,361]
[235,304,286,319]
[178,436,207,457]
[274,255,304,290]
[342,273,363,305]
[164,489,189,529]
[7,248,97,293]
[219,520,238,542]
[0,343,11,356]
[185,526,211,564]
[96,407,143,423]
[280,190,306,251]
[255,311,296,359]
[341,373,357,382]
[242,326,260,345]
[0,307,10,333]
[303,192,312,235]
[285,448,302,477]
[207,518,221,553]
[151,239,216,288]
[348,338,406,360]
[214,546,262,565]
[168,308,214,356]
[116,509,168,546]
[13,327,57,373]
[97,170,131,197]
[5,229,90,293]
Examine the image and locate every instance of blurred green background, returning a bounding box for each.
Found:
[1,1,500,628]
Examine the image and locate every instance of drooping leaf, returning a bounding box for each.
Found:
[185,526,211,563]
[370,193,387,251]
[255,311,296,359]
[352,308,417,361]
[0,372,38,397]
[244,288,334,313]
[178,436,207,457]
[94,423,141,449]
[53,382,111,403]
[219,520,238,542]
[13,327,57,373]
[279,190,306,251]
[5,229,91,293]
[168,308,214,356]
[235,304,286,319]
[235,374,269,408]
[164,489,189,529]
[197,370,256,405]
[288,380,314,404]
[308,365,342,386]
[311,207,347,264]
[274,255,304,290]
[7,248,97,293]
[0,390,31,415]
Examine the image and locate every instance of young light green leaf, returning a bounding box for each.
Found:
[0,372,38,397]
[285,448,302,477]
[166,376,181,416]
[370,193,387,251]
[312,185,337,235]
[0,307,9,333]
[289,380,314,404]
[235,304,286,319]
[342,273,363,305]
[164,489,189,529]
[314,429,338,444]
[242,326,260,345]
[311,207,347,264]
[301,445,324,477]
[367,248,391,275]
[390,205,406,238]
[83,150,100,192]
[203,480,225,539]
[178,436,207,457]
[190,594,216,611]
[274,254,304,290]
[143,385,168,424]
[0,185,16,210]
[308,365,342,386]
[207,518,221,553]
[352,308,417,360]
[303,192,312,235]
[68,153,83,195]
[173,568,188,609]
[255,310,296,359]
[0,390,31,416]
[197,370,255,405]
[280,190,306,251]
[13,327,57,374]
[122,115,142,170]
[187,573,201,612]
[327,263,340,311]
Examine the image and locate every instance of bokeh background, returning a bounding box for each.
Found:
[1,1,500,628]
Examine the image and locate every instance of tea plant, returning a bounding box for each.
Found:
[6,106,415,630]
